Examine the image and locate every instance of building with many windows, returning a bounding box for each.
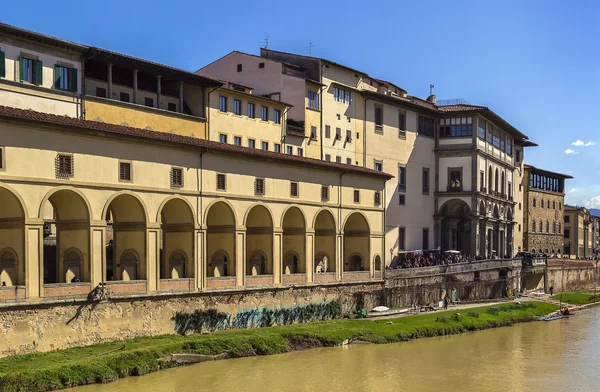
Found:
[563,205,593,259]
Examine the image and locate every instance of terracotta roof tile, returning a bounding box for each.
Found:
[438,104,487,112]
[0,106,392,180]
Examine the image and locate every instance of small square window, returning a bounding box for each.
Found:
[234,136,242,146]
[170,167,184,188]
[374,161,383,172]
[290,181,299,197]
[259,62,265,69]
[261,141,269,151]
[374,191,381,206]
[297,148,303,157]
[119,92,129,102]
[321,185,329,201]
[274,143,281,153]
[119,161,131,182]
[55,153,73,179]
[237,64,242,72]
[248,139,256,149]
[399,194,405,205]
[346,158,352,165]
[255,178,265,196]
[217,173,226,191]
[287,146,293,155]
[55,65,76,91]
[219,134,227,143]
[356,132,360,140]
[145,97,154,107]
[336,156,341,163]
[353,190,360,203]
[325,154,331,161]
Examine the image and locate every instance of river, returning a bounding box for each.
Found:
[74,308,600,392]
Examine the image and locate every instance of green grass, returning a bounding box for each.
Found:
[0,301,557,392]
[551,292,600,305]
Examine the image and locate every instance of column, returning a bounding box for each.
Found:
[25,223,43,299]
[90,223,106,286]
[336,233,343,281]
[146,227,160,292]
[107,63,113,99]
[156,75,162,109]
[196,228,204,291]
[306,229,315,283]
[133,69,138,104]
[235,229,245,287]
[273,229,282,285]
[470,217,479,257]
[434,217,441,249]
[179,81,184,113]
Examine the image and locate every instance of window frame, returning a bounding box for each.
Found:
[274,109,281,124]
[261,106,269,121]
[170,167,184,188]
[55,153,73,179]
[321,185,329,202]
[118,160,132,183]
[274,143,281,153]
[261,141,269,151]
[308,90,319,109]
[353,189,360,204]
[247,103,255,118]
[248,139,256,149]
[374,160,383,172]
[447,167,463,192]
[374,105,383,134]
[216,173,226,191]
[286,146,293,155]
[422,167,430,195]
[219,96,227,112]
[297,148,303,157]
[374,191,381,206]
[310,125,318,140]
[422,228,429,250]
[417,115,434,138]
[219,133,227,143]
[398,165,406,192]
[233,136,242,146]
[233,99,241,115]
[398,227,406,251]
[290,181,299,198]
[255,178,265,196]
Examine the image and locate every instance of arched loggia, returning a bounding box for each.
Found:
[343,213,370,272]
[282,207,306,275]
[159,198,194,282]
[0,187,25,287]
[246,205,273,276]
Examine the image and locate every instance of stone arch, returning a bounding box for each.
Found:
[41,188,91,285]
[157,196,196,225]
[203,198,238,227]
[0,183,28,218]
[479,200,486,215]
[243,202,275,228]
[280,205,307,229]
[439,199,472,254]
[0,185,26,287]
[348,252,365,271]
[493,205,500,219]
[206,201,236,278]
[0,247,19,287]
[246,205,273,276]
[343,212,370,272]
[374,254,382,271]
[159,197,195,282]
[314,210,336,273]
[311,207,338,231]
[105,193,147,281]
[282,206,306,275]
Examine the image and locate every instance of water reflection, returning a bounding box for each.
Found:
[75,309,600,392]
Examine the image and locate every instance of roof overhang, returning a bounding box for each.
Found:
[361,90,440,115]
[524,165,573,179]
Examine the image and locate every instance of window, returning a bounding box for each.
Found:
[310,126,317,140]
[336,156,342,163]
[248,103,255,118]
[552,222,556,234]
[422,228,429,250]
[96,87,106,98]
[333,87,350,104]
[325,154,331,161]
[422,167,430,194]
[54,65,77,92]
[233,99,241,115]
[234,136,242,146]
[508,183,512,198]
[261,106,268,121]
[399,194,405,205]
[219,96,227,112]
[478,119,486,139]
[119,161,131,182]
[290,181,299,197]
[374,191,381,206]
[374,160,383,172]
[559,223,562,234]
[274,143,281,153]
[248,139,256,149]
[219,134,227,143]
[546,221,550,233]
[308,91,319,109]
[532,220,536,233]
[255,178,265,196]
[237,64,242,72]
[564,228,570,238]
[353,190,360,203]
[321,185,329,201]
[297,148,303,157]
[0,147,4,170]
[487,125,493,144]
[120,92,129,102]
[516,149,521,163]
[539,221,543,233]
[564,215,570,223]
[335,127,342,141]
[346,130,352,143]
[55,154,73,179]
[506,140,512,156]
[440,117,473,137]
[259,62,265,69]
[541,199,544,208]
[20,56,42,85]
[374,106,383,133]
[533,198,536,207]
[398,111,406,132]
[492,130,501,148]
[168,102,176,112]
[346,158,352,165]
[547,200,550,208]
[398,228,406,250]
[325,125,331,138]
[261,141,269,151]
[170,167,183,188]
[559,202,562,210]
[449,169,462,191]
[286,146,293,154]
[145,97,154,107]
[417,116,434,137]
[273,109,281,124]
[480,170,485,191]
[398,165,406,192]
[217,173,226,191]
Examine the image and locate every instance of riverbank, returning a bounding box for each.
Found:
[0,301,557,392]
[550,292,600,305]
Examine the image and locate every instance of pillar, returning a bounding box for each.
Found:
[179,81,184,113]
[336,233,343,281]
[434,217,441,249]
[196,228,204,291]
[156,75,162,109]
[306,229,315,283]
[146,227,160,292]
[235,229,245,287]
[25,223,43,299]
[90,223,106,286]
[470,217,479,257]
[133,69,138,104]
[107,63,113,99]
[273,229,282,285]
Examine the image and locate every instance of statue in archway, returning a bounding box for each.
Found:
[322,255,328,273]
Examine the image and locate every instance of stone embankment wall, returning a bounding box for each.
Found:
[0,282,382,358]
[546,265,596,292]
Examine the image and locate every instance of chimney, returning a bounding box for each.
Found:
[427,94,436,104]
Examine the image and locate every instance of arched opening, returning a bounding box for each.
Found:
[343,213,370,272]
[206,202,236,278]
[246,205,273,276]
[105,194,146,281]
[314,210,336,274]
[440,200,471,254]
[501,171,505,195]
[487,166,492,194]
[42,189,90,284]
[494,168,499,193]
[159,198,194,282]
[374,255,382,271]
[479,201,486,216]
[282,207,306,275]
[0,187,25,288]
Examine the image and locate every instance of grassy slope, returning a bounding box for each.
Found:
[0,302,556,392]
[551,292,600,305]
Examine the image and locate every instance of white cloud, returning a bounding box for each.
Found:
[568,188,577,193]
[584,196,600,209]
[571,140,596,147]
[564,148,579,155]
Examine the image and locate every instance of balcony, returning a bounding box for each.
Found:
[286,120,306,137]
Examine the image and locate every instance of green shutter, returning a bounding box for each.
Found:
[54,64,61,89]
[18,56,24,82]
[35,60,43,86]
[69,68,78,93]
[0,51,5,78]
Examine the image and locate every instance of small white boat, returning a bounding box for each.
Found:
[372,306,390,312]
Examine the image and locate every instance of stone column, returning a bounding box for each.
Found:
[179,81,184,113]
[336,233,343,281]
[146,226,160,292]
[196,228,204,291]
[107,63,113,99]
[156,75,162,109]
[24,223,44,299]
[90,223,106,286]
[306,229,315,283]
[235,229,246,287]
[133,69,138,104]
[273,229,283,286]
[470,217,479,257]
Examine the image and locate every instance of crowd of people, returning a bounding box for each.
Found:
[389,250,487,269]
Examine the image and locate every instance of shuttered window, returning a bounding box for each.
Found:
[119,162,131,182]
[55,154,73,179]
[0,50,5,78]
[54,65,78,92]
[353,190,360,203]
[321,185,329,202]
[374,191,381,206]
[290,181,299,197]
[170,167,184,188]
[255,178,265,196]
[20,56,43,85]
[217,173,226,191]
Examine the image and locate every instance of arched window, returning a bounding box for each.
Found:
[547,200,550,208]
[501,171,505,195]
[494,169,499,192]
[539,221,543,232]
[532,220,536,233]
[546,221,549,233]
[553,201,556,210]
[488,166,493,193]
[541,199,544,208]
[559,222,562,233]
[552,222,556,234]
[533,198,537,207]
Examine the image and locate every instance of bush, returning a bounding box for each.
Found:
[467,312,479,318]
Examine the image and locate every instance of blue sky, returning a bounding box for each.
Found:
[3,0,599,206]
